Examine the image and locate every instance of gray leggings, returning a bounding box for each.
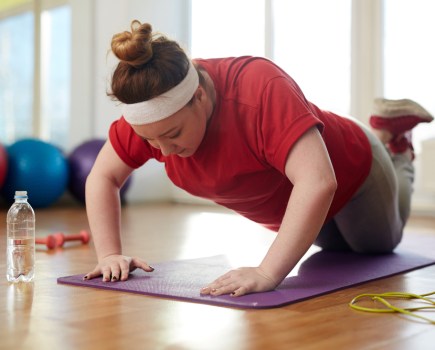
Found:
[314,124,414,253]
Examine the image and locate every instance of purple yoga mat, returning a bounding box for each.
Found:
[58,238,435,309]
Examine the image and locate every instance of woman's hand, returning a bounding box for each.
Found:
[83,255,154,282]
[200,267,279,297]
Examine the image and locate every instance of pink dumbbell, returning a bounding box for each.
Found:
[53,230,90,247]
[35,234,57,249]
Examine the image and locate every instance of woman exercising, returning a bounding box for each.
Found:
[83,20,433,297]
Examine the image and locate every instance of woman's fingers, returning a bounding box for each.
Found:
[119,258,131,281]
[200,267,278,297]
[201,281,244,297]
[83,266,102,280]
[201,271,235,295]
[131,257,154,272]
[83,256,154,282]
[200,274,238,296]
[230,286,248,297]
[110,264,121,281]
[101,265,112,282]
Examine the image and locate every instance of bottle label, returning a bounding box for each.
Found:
[6,237,35,282]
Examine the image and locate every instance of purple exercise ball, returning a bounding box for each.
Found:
[68,139,132,203]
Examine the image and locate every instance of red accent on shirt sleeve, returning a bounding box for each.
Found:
[109,117,151,169]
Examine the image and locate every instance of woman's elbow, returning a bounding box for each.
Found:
[322,173,338,198]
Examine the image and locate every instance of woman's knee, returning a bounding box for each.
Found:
[349,234,402,254]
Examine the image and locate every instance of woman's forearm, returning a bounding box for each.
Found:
[85,168,125,262]
[260,178,336,284]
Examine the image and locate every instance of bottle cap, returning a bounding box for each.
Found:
[15,191,28,198]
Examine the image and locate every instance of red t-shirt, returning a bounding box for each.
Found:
[109,56,372,231]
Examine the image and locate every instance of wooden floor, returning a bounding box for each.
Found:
[1,202,434,350]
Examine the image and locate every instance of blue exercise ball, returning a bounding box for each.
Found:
[2,138,69,208]
[68,139,132,204]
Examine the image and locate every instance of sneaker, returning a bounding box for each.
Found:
[370,98,433,135]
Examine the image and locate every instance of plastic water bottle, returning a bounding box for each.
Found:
[6,191,35,282]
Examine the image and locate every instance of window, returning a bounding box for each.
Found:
[0,0,71,147]
[272,0,351,115]
[191,0,351,115]
[0,11,34,144]
[191,0,265,58]
[383,0,435,152]
[40,5,71,146]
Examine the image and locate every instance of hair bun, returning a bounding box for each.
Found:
[111,20,153,68]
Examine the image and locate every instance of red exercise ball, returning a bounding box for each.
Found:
[0,143,8,190]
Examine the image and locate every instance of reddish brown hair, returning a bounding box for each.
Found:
[109,20,191,104]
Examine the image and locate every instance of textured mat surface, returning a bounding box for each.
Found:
[58,235,435,309]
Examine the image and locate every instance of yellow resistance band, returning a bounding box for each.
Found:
[349,291,435,324]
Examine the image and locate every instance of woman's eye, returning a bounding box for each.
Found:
[169,131,181,139]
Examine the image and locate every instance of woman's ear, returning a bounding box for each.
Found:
[195,86,204,102]
[195,85,207,103]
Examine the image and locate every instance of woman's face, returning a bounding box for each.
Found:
[131,86,212,158]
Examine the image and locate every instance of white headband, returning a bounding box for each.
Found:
[122,62,199,125]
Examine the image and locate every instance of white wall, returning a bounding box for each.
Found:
[70,0,193,203]
[413,140,435,215]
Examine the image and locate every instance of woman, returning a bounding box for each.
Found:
[83,20,433,297]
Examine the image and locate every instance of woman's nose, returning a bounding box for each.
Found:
[159,141,174,156]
